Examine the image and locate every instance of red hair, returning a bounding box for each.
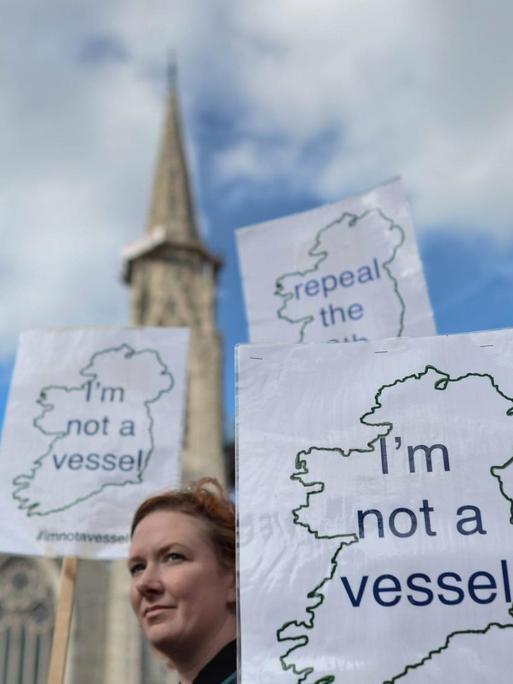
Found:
[130,477,235,570]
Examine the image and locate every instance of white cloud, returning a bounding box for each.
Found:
[201,0,513,234]
[0,0,168,355]
[1,0,513,359]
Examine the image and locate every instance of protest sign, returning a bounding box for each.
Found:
[237,330,513,683]
[0,327,188,559]
[236,178,435,344]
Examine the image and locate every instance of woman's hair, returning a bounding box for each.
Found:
[130,477,235,570]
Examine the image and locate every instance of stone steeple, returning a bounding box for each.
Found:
[144,68,200,243]
[123,71,224,484]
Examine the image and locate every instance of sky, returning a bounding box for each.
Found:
[1,0,513,439]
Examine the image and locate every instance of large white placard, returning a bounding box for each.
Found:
[237,178,435,343]
[237,331,513,683]
[0,327,189,559]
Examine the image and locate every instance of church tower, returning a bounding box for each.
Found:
[96,72,226,684]
[123,70,225,484]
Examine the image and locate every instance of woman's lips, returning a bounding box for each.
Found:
[144,604,175,618]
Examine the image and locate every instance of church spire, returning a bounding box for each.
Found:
[145,65,200,243]
[123,60,226,490]
[122,65,220,283]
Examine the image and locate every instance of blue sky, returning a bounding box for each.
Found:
[1,0,513,439]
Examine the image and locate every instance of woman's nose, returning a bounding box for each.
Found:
[136,565,163,595]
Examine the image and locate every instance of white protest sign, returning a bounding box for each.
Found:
[0,327,188,559]
[237,331,513,683]
[237,178,435,343]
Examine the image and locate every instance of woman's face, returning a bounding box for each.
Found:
[128,510,235,659]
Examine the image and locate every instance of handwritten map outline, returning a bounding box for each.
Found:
[274,208,406,342]
[11,343,174,517]
[276,365,513,683]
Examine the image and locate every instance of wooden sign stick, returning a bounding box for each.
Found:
[47,556,78,684]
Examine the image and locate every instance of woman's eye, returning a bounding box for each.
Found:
[129,562,145,577]
[164,551,185,563]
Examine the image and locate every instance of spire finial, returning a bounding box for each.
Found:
[167,50,178,91]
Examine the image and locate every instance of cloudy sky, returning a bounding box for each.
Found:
[1,0,513,436]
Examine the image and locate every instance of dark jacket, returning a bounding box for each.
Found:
[192,640,237,684]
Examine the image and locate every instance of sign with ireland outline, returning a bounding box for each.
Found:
[236,178,435,344]
[0,327,188,559]
[237,330,513,683]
